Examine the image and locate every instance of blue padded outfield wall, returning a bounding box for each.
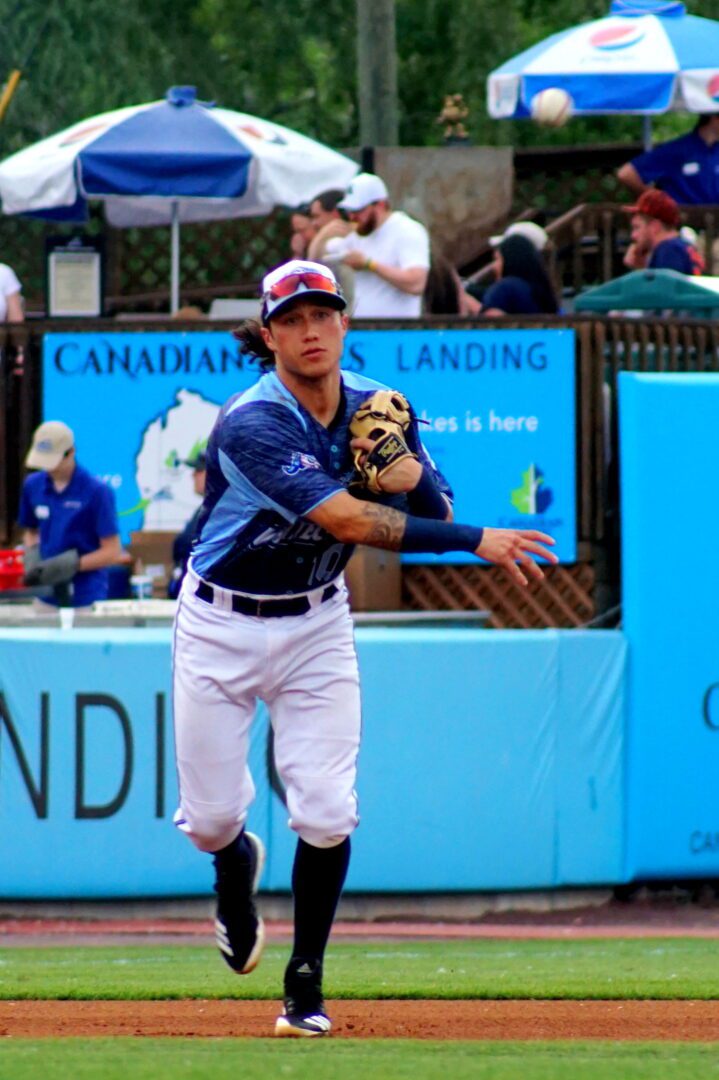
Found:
[620,373,719,879]
[7,363,719,896]
[0,628,624,898]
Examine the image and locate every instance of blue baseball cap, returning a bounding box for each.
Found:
[261,260,346,323]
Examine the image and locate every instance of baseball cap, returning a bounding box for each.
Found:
[25,420,74,471]
[624,189,680,229]
[338,173,389,212]
[261,259,346,322]
[680,225,699,247]
[490,221,549,251]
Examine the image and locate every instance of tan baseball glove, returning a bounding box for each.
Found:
[349,389,416,494]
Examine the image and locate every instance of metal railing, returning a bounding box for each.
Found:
[466,203,719,300]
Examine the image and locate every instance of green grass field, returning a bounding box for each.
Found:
[0,939,718,999]
[1,1040,719,1080]
[2,937,717,1079]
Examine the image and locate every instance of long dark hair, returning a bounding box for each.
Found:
[423,254,462,315]
[233,318,275,368]
[499,234,558,314]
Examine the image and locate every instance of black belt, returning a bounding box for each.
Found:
[195,580,339,617]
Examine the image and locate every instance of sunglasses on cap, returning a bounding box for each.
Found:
[266,271,341,301]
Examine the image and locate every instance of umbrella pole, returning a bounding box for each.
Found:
[171,201,180,314]
[642,115,652,151]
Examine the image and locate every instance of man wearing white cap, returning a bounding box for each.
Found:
[489,221,549,252]
[324,172,430,318]
[18,420,122,607]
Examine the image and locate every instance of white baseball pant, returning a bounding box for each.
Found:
[172,568,361,852]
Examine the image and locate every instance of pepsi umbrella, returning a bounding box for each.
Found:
[0,86,358,312]
[488,0,719,146]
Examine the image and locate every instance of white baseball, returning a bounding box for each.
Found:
[530,88,573,128]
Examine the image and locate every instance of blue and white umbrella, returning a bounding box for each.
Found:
[488,0,719,140]
[0,86,358,311]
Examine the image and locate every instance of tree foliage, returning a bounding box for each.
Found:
[0,0,715,154]
[0,0,220,152]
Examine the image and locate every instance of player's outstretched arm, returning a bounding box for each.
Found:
[308,492,557,586]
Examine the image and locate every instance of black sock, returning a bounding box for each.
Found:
[291,836,351,963]
[212,829,252,875]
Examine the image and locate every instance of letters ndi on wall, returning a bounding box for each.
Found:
[0,690,168,821]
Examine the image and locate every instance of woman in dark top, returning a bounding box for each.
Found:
[481,234,559,316]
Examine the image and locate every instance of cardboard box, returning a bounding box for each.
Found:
[129,531,176,598]
[344,545,401,612]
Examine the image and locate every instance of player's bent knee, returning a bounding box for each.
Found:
[290,805,359,849]
[174,807,245,853]
[299,828,355,849]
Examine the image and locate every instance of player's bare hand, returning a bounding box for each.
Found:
[350,436,422,493]
[343,250,372,271]
[476,527,558,586]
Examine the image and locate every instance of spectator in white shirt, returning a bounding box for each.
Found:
[0,263,23,321]
[325,173,430,318]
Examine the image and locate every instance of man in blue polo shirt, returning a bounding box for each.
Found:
[19,420,122,607]
[616,115,719,205]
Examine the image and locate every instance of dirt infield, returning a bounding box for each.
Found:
[0,1000,718,1040]
[2,900,718,1040]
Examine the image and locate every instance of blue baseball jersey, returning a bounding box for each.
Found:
[191,369,452,595]
[18,464,119,606]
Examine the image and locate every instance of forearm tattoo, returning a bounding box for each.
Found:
[359,503,406,550]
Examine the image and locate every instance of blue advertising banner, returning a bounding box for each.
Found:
[42,328,576,561]
[620,373,719,879]
[0,626,624,897]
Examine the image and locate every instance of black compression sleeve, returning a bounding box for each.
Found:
[406,467,449,520]
[400,517,483,555]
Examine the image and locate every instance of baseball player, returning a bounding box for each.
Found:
[172,259,557,1038]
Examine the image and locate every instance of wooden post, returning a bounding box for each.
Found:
[0,71,22,125]
[356,0,399,147]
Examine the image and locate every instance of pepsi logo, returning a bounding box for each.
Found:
[237,123,266,140]
[236,123,287,146]
[59,121,111,147]
[589,23,645,50]
[707,74,719,102]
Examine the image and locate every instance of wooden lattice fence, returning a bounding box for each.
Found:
[0,208,293,311]
[105,213,293,311]
[511,143,641,218]
[403,563,595,629]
